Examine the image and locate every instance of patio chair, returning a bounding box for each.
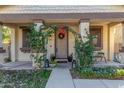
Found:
[93,51,107,63]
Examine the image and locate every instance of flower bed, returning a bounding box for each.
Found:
[71,67,124,79]
[0,70,51,88]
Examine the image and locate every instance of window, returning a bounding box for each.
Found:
[22,28,30,47]
[90,26,103,50]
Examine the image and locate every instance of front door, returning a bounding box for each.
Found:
[55,27,68,59]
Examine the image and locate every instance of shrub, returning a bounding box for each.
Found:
[74,67,124,79]
[0,70,51,88]
[50,54,56,61]
[74,30,96,68]
[4,57,11,63]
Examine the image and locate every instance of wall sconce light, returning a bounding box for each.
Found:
[49,35,52,40]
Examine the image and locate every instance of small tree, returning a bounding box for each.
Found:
[2,26,11,43]
[27,23,56,69]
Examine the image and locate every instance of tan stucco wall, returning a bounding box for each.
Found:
[15,23,110,61]
[109,23,122,60]
[0,43,9,63]
[102,25,109,60]
[47,25,78,59]
[47,33,55,59]
[91,23,109,60]
[16,27,31,61]
[16,24,78,61]
[68,25,78,56]
[16,26,55,61]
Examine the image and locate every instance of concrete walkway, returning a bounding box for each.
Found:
[46,63,124,88]
[46,63,74,88]
[73,79,124,88]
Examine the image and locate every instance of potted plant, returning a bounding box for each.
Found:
[50,54,56,61]
[50,54,57,67]
[68,53,73,62]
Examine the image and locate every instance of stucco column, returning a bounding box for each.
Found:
[73,19,90,60]
[119,22,124,64]
[10,27,16,62]
[0,24,3,48]
[122,23,124,47]
[79,19,90,42]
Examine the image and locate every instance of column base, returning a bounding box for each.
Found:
[0,47,6,53]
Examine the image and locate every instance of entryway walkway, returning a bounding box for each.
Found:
[46,63,75,88]
[46,63,124,88]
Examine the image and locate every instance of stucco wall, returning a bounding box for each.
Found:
[68,25,78,56]
[102,24,109,60]
[109,23,122,60]
[47,33,55,59]
[16,23,109,61]
[16,27,31,61]
[0,43,9,63]
[16,24,78,61]
[91,24,109,60]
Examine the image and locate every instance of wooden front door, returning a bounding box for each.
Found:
[55,27,68,59]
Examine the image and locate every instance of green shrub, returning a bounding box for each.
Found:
[4,57,11,63]
[75,67,124,79]
[116,69,124,76]
[74,30,96,68]
[0,70,51,88]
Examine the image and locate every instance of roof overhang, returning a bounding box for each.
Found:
[0,12,124,23]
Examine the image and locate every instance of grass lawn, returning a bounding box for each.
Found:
[0,69,51,88]
[71,67,124,80]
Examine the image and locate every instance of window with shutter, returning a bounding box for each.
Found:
[90,26,103,50]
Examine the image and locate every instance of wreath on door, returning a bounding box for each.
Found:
[58,33,65,39]
[58,26,65,39]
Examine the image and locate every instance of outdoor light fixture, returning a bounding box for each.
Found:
[49,35,52,40]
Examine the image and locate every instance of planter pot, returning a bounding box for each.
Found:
[68,57,73,62]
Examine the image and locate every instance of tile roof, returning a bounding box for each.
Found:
[0,5,124,14]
